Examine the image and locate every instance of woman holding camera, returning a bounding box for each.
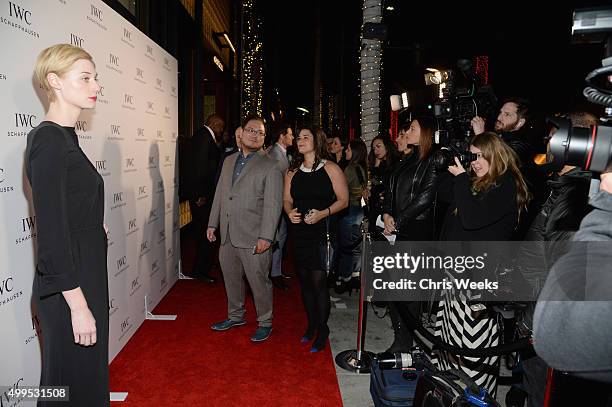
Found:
[434,132,530,396]
[381,117,439,352]
[284,127,348,352]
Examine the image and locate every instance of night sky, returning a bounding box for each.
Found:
[260,1,612,128]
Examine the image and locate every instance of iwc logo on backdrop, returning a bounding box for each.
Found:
[25,314,42,345]
[155,130,164,142]
[163,57,171,72]
[134,67,146,84]
[154,78,163,92]
[171,131,177,143]
[1,377,25,405]
[150,259,160,277]
[70,32,85,48]
[145,101,155,116]
[147,155,157,169]
[129,275,141,296]
[127,217,139,237]
[109,297,119,317]
[115,255,129,277]
[123,157,137,173]
[166,247,174,260]
[119,316,132,340]
[0,167,15,194]
[95,159,111,177]
[139,240,150,257]
[121,27,134,48]
[158,229,166,243]
[156,180,165,194]
[164,155,172,168]
[15,216,36,245]
[165,202,172,215]
[75,120,92,141]
[96,85,108,105]
[0,72,7,81]
[136,185,149,201]
[148,208,158,224]
[163,106,171,119]
[136,127,147,142]
[106,52,122,74]
[2,1,39,38]
[122,93,136,111]
[9,112,37,137]
[108,123,123,141]
[87,4,107,31]
[0,275,24,309]
[144,44,155,62]
[171,85,177,98]
[111,191,126,210]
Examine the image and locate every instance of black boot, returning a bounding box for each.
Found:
[386,302,412,353]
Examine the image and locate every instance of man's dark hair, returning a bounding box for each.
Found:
[503,97,531,121]
[242,115,266,131]
[271,121,291,143]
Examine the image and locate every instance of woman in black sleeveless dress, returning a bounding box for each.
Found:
[26,44,109,406]
[284,127,348,352]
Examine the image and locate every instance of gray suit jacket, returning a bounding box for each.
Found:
[267,143,289,173]
[208,150,283,248]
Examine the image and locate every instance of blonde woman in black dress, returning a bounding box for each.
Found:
[26,44,109,406]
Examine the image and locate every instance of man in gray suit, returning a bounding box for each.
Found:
[207,116,283,342]
[266,122,294,291]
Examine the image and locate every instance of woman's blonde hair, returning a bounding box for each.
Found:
[35,44,94,102]
[470,132,531,216]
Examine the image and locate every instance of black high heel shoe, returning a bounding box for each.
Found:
[310,325,330,352]
[301,326,316,344]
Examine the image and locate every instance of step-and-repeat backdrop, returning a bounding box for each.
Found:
[0,0,180,395]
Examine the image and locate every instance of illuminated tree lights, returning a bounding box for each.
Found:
[241,0,264,118]
[360,0,382,146]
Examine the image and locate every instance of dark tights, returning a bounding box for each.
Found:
[296,266,330,348]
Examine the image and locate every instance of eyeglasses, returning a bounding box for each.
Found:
[243,127,265,136]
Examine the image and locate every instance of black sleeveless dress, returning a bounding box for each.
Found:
[26,121,109,406]
[290,161,336,271]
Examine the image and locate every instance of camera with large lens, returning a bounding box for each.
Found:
[432,142,478,171]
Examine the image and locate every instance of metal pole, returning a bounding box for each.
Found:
[335,220,375,374]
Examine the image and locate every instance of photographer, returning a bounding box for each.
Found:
[533,169,612,386]
[381,117,439,353]
[434,132,531,396]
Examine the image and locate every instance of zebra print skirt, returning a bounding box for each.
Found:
[431,289,501,397]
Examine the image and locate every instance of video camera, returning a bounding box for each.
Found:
[548,7,612,173]
[424,59,498,170]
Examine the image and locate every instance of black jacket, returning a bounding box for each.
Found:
[516,168,592,294]
[440,171,518,241]
[501,128,534,168]
[382,148,438,239]
[183,126,221,202]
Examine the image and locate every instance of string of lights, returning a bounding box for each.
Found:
[241,0,264,119]
[360,0,382,146]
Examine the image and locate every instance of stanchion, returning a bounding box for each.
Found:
[335,222,375,374]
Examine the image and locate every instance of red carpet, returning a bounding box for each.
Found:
[109,244,343,405]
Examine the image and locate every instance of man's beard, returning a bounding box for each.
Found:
[494,119,519,133]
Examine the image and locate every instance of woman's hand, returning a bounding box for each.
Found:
[382,213,396,235]
[447,156,466,176]
[70,307,97,346]
[304,209,325,225]
[288,208,302,224]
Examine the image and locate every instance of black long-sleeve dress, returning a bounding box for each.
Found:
[26,121,109,406]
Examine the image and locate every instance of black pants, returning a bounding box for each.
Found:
[190,200,214,275]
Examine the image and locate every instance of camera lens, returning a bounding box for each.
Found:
[549,118,612,172]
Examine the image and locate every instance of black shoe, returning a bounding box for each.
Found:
[311,325,330,353]
[193,272,215,283]
[271,276,289,291]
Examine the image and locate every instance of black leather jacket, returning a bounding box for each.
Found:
[383,147,438,231]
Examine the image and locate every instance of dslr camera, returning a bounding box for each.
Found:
[548,7,612,173]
